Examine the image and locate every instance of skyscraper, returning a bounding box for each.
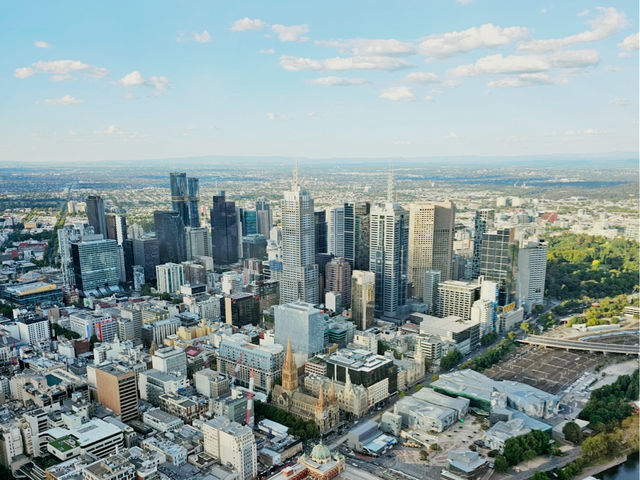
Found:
[344,201,370,270]
[154,210,187,264]
[327,205,345,258]
[325,257,352,307]
[185,226,211,259]
[314,209,327,255]
[241,209,258,236]
[423,269,441,315]
[131,237,160,282]
[479,228,517,305]
[71,238,121,293]
[472,209,495,278]
[58,223,96,287]
[86,195,107,237]
[516,238,548,313]
[274,302,325,357]
[256,197,272,237]
[408,201,455,300]
[369,173,409,319]
[351,270,375,330]
[170,172,200,228]
[280,163,319,305]
[210,191,239,265]
[105,213,127,245]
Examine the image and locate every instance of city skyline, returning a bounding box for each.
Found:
[1,1,638,163]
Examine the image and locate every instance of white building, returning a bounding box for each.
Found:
[517,239,548,313]
[156,263,184,294]
[17,316,50,344]
[351,270,375,330]
[327,205,345,257]
[280,166,319,305]
[202,417,257,480]
[152,347,187,377]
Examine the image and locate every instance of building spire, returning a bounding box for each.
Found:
[293,159,300,187]
[387,162,394,202]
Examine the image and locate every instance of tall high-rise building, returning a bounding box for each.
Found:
[479,228,516,305]
[87,195,107,237]
[154,210,187,264]
[437,279,481,320]
[105,214,127,245]
[256,197,272,237]
[423,270,441,315]
[58,223,97,287]
[351,270,375,330]
[314,209,327,255]
[369,173,409,319]
[185,226,211,259]
[344,202,370,270]
[131,237,160,282]
[211,191,239,265]
[325,257,352,307]
[71,239,121,293]
[170,173,200,228]
[274,302,326,357]
[156,263,185,294]
[202,417,257,480]
[96,364,139,423]
[472,209,495,278]
[187,177,200,227]
[240,209,258,236]
[327,205,345,258]
[280,165,319,305]
[408,201,455,300]
[516,239,548,313]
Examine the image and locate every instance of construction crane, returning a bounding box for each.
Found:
[245,368,255,427]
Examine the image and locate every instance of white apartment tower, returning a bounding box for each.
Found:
[327,205,345,257]
[408,201,455,300]
[516,239,548,313]
[368,170,409,319]
[280,163,319,305]
[351,270,375,330]
[156,263,184,294]
[202,417,257,480]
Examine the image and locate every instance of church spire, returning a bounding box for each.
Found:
[328,379,336,404]
[281,337,298,392]
[316,383,325,412]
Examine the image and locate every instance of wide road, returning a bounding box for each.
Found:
[518,335,638,355]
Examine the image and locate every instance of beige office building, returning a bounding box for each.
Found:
[408,201,455,300]
[351,270,375,330]
[96,364,139,423]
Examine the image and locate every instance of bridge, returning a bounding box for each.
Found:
[518,335,639,355]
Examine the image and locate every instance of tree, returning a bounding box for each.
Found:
[520,321,531,334]
[429,443,440,451]
[581,434,607,461]
[439,349,462,370]
[423,357,431,371]
[562,421,583,445]
[494,455,509,473]
[531,472,549,480]
[398,391,405,399]
[419,450,429,461]
[507,331,517,341]
[89,334,99,347]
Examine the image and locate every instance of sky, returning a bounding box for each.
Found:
[1,1,638,163]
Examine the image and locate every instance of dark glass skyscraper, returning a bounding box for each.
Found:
[170,172,200,228]
[86,195,107,237]
[241,209,258,236]
[255,197,272,237]
[344,201,370,270]
[154,210,187,264]
[472,208,495,278]
[210,191,239,265]
[480,227,517,305]
[314,209,327,255]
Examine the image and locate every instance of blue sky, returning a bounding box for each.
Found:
[1,1,638,162]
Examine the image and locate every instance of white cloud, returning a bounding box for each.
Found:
[193,30,212,43]
[118,71,145,87]
[424,95,434,101]
[549,50,599,68]
[104,125,125,135]
[517,7,628,52]
[232,17,266,31]
[35,41,52,49]
[316,38,415,56]
[618,32,639,56]
[43,94,84,105]
[541,8,547,14]
[394,140,412,145]
[445,132,457,139]
[280,54,412,71]
[260,48,275,55]
[267,112,288,121]
[14,60,108,81]
[419,24,529,57]
[311,76,369,86]
[564,127,604,136]
[577,9,590,17]
[456,0,473,4]
[271,24,309,42]
[404,72,440,83]
[117,71,169,91]
[379,86,416,101]
[451,54,551,76]
[488,73,568,88]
